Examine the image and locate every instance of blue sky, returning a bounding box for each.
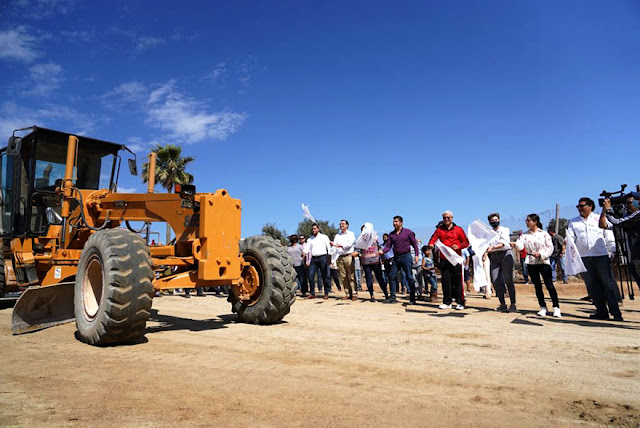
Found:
[1,0,639,241]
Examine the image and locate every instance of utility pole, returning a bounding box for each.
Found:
[555,203,560,234]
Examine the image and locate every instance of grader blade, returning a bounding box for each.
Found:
[12,283,75,334]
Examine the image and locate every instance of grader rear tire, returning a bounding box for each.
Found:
[74,229,154,345]
[229,235,296,324]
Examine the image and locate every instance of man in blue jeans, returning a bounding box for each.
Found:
[548,228,568,283]
[380,216,420,304]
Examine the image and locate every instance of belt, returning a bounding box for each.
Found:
[395,252,410,256]
[312,254,327,258]
[338,254,352,258]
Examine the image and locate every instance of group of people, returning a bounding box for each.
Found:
[287,193,640,322]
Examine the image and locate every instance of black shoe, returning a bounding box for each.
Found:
[508,304,517,313]
[613,315,624,321]
[496,305,508,312]
[388,297,398,304]
[580,296,592,301]
[589,313,609,320]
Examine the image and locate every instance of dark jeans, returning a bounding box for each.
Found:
[389,252,415,301]
[489,251,515,306]
[383,259,396,297]
[629,261,640,293]
[582,256,621,317]
[363,263,388,298]
[308,255,330,296]
[527,264,559,308]
[330,268,341,290]
[520,258,529,282]
[294,265,308,295]
[440,259,463,305]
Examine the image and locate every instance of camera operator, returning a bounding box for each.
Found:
[600,192,640,293]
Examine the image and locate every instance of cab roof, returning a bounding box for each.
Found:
[17,125,126,155]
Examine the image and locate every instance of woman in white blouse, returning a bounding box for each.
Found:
[484,212,516,312]
[511,214,561,318]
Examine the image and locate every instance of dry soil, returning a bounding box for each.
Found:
[0,282,639,427]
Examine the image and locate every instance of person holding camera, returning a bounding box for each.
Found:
[567,197,623,321]
[601,192,640,294]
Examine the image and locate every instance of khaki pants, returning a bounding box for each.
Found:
[337,255,356,295]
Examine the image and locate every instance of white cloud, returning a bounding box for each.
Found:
[0,101,97,137]
[205,62,227,82]
[135,36,165,52]
[125,136,150,154]
[238,55,257,85]
[0,27,39,62]
[101,81,147,108]
[11,0,77,18]
[116,186,138,193]
[145,80,247,144]
[23,62,63,95]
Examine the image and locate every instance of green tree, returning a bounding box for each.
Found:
[296,219,339,240]
[261,223,287,246]
[547,218,569,238]
[142,144,195,244]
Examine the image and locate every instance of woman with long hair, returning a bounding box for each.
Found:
[511,214,561,317]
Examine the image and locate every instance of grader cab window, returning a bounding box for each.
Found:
[28,140,118,234]
[0,151,13,235]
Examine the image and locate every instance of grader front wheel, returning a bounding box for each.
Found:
[74,229,154,345]
[229,236,296,324]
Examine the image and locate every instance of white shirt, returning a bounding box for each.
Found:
[514,229,553,265]
[488,225,511,253]
[308,233,331,257]
[333,230,356,256]
[566,213,612,258]
[287,244,304,267]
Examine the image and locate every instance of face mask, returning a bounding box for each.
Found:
[489,221,500,228]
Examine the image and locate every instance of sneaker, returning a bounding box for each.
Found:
[455,304,465,310]
[613,315,624,321]
[508,304,517,313]
[524,282,529,285]
[438,303,452,309]
[553,307,562,318]
[536,307,547,317]
[496,304,508,312]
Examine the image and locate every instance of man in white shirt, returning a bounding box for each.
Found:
[288,235,307,297]
[566,197,622,321]
[306,223,332,299]
[331,219,357,300]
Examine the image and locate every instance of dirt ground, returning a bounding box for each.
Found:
[1,281,639,427]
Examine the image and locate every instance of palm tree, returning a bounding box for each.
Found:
[142,143,195,244]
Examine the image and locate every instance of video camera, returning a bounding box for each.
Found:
[598,184,640,217]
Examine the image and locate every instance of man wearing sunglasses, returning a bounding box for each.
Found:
[601,192,640,296]
[428,211,470,310]
[567,197,622,321]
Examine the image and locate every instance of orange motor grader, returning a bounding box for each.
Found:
[2,126,296,345]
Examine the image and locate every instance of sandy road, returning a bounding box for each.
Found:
[0,283,639,427]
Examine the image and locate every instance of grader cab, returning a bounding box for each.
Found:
[2,126,296,345]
